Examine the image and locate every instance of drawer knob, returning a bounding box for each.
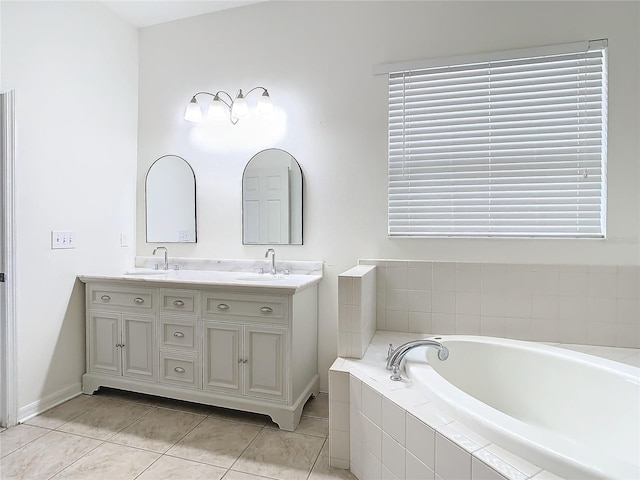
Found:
[100,295,111,302]
[134,297,145,304]
[173,300,185,307]
[173,332,185,338]
[173,367,186,373]
[260,306,273,314]
[217,303,230,311]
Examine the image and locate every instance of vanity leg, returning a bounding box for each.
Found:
[81,373,102,395]
[271,410,298,432]
[270,379,319,431]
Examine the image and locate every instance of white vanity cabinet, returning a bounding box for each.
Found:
[203,322,288,400]
[81,277,319,431]
[87,285,157,381]
[158,289,201,389]
[202,292,289,402]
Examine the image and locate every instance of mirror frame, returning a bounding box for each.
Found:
[145,154,197,243]
[242,148,304,245]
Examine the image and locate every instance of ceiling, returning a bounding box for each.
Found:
[100,0,267,28]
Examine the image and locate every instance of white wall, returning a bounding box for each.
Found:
[138,1,639,390]
[1,1,138,415]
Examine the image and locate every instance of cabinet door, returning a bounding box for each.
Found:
[203,322,242,395]
[89,312,120,375]
[122,314,156,380]
[244,325,287,401]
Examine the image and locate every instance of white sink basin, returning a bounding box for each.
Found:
[235,274,285,282]
[124,268,168,276]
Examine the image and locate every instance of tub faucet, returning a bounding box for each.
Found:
[265,248,276,275]
[153,246,168,270]
[386,339,449,381]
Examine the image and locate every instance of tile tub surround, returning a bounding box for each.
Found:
[359,260,640,348]
[328,331,639,480]
[338,265,377,359]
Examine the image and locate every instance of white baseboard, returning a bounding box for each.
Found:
[18,383,82,423]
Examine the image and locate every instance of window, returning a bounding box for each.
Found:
[377,40,608,237]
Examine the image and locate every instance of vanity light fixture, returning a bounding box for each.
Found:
[184,87,273,125]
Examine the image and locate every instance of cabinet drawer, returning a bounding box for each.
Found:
[203,292,287,323]
[89,285,155,311]
[159,352,199,388]
[160,289,198,315]
[160,318,196,350]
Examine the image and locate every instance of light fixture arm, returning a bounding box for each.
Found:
[244,86,269,96]
[184,87,273,125]
[216,91,237,124]
[190,91,232,107]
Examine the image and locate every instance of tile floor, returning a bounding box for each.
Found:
[0,389,355,480]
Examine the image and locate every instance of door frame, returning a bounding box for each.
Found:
[1,89,18,428]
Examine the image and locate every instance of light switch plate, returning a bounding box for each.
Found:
[51,231,75,249]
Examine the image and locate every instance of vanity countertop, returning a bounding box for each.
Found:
[78,269,322,293]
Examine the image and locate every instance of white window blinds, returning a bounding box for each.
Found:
[382,40,608,237]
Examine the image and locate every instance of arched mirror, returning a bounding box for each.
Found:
[242,148,303,245]
[146,155,197,243]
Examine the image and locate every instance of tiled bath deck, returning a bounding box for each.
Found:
[329,331,640,480]
[0,390,355,480]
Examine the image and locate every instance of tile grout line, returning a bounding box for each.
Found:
[36,397,104,430]
[7,392,331,480]
[1,425,53,460]
[226,421,268,473]
[159,412,268,473]
[117,405,214,478]
[131,450,164,480]
[50,396,154,438]
[36,401,160,478]
[306,437,328,480]
[44,437,107,480]
[51,415,209,480]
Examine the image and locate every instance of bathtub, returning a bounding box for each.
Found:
[402,336,640,479]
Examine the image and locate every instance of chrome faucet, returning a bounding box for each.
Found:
[265,248,276,275]
[153,246,168,270]
[386,339,449,381]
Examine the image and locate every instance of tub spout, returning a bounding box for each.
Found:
[386,339,449,381]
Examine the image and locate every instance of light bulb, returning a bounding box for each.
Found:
[256,90,274,115]
[207,96,227,120]
[231,90,249,119]
[184,97,202,122]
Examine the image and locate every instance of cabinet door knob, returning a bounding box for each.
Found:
[173,332,185,338]
[134,297,144,304]
[260,306,273,314]
[243,359,248,364]
[238,358,243,363]
[101,295,111,301]
[173,299,185,307]
[217,303,230,311]
[173,367,186,373]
